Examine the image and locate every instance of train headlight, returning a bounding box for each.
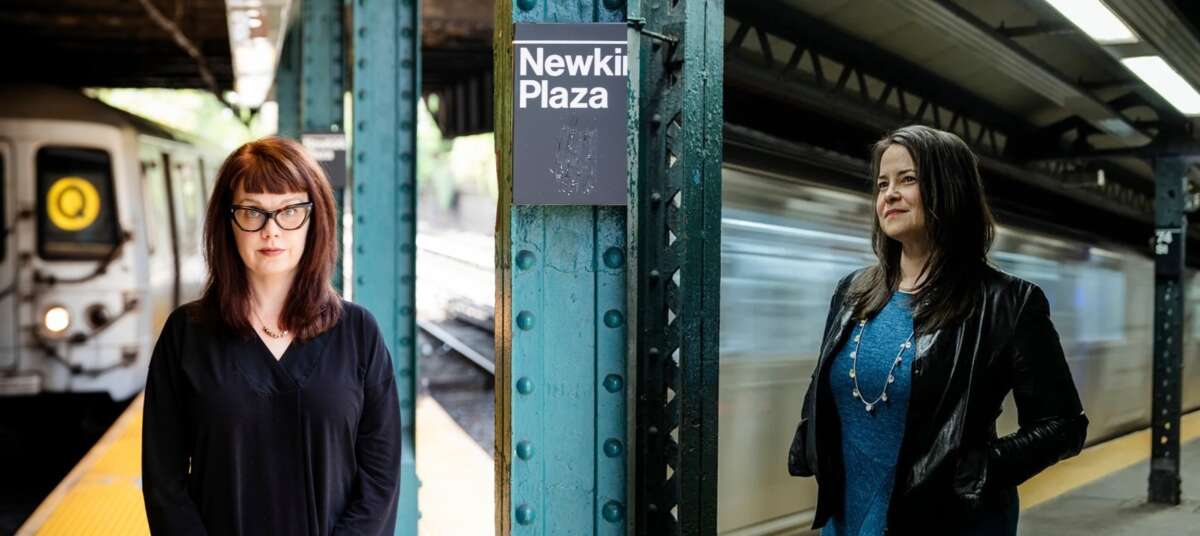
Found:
[43,306,71,335]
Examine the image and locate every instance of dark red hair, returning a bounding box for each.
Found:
[198,136,342,340]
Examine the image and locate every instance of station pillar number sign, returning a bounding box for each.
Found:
[513,23,629,205]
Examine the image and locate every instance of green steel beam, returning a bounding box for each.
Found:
[276,30,301,140]
[633,0,723,534]
[496,1,629,534]
[351,0,420,533]
[301,0,346,293]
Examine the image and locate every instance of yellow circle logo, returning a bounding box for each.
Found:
[46,177,101,231]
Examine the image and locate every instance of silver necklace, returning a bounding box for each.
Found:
[848,318,913,413]
[252,308,289,339]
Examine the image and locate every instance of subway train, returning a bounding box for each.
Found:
[0,85,218,401]
[715,161,1200,534]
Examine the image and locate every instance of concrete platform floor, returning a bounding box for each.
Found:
[1020,423,1200,535]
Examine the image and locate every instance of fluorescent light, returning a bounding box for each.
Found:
[1043,0,1138,44]
[1121,56,1200,116]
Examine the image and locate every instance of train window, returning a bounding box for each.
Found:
[36,147,120,260]
[1075,266,1126,343]
[171,159,203,256]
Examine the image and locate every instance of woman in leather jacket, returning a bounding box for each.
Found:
[788,125,1089,535]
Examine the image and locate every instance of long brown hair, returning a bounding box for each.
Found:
[198,136,342,341]
[847,125,996,333]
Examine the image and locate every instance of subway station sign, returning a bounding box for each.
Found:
[513,23,628,205]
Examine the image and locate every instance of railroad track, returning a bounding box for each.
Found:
[417,317,495,376]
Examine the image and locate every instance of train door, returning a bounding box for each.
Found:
[0,140,15,376]
[139,145,176,328]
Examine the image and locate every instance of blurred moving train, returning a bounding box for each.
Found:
[716,161,1200,534]
[0,86,218,401]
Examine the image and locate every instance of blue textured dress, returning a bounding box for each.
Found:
[822,290,914,536]
[819,291,1021,535]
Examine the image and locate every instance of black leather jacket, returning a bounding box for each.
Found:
[788,266,1088,533]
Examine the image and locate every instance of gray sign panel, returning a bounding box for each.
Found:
[513,23,628,205]
[301,132,347,188]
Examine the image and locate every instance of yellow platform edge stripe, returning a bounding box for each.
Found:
[1018,410,1200,510]
[14,393,1198,532]
[17,394,148,536]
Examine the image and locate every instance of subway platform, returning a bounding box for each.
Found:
[1016,412,1200,535]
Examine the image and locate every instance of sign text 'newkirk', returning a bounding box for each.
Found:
[518,46,629,109]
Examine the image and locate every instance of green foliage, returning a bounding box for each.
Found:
[85,88,273,151]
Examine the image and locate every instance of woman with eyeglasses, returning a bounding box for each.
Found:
[142,136,401,535]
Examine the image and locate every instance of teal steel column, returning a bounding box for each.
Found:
[301,0,346,293]
[276,30,301,140]
[496,0,629,534]
[633,0,723,533]
[351,0,420,533]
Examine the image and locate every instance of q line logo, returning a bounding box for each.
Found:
[46,176,101,231]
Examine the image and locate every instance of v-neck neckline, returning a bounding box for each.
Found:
[254,332,295,365]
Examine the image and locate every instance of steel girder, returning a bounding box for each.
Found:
[633,0,724,534]
[350,0,421,532]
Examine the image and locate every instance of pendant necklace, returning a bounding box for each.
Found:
[253,308,289,339]
[848,318,913,413]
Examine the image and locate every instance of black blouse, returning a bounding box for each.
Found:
[142,300,402,536]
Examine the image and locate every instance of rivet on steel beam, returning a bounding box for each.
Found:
[648,425,658,435]
[358,27,366,38]
[516,0,537,12]
[603,438,623,457]
[357,276,365,285]
[648,269,660,281]
[357,152,366,163]
[516,311,535,330]
[649,347,660,356]
[603,310,624,328]
[650,192,662,205]
[516,377,534,395]
[357,215,366,224]
[603,247,624,268]
[603,374,623,393]
[516,440,534,460]
[516,250,537,270]
[357,120,366,132]
[515,504,535,525]
[602,501,624,523]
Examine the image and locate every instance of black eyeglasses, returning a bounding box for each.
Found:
[230,202,314,232]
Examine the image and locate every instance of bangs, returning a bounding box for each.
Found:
[232,151,310,195]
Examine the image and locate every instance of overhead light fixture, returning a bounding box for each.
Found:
[1120,56,1200,116]
[1043,0,1138,44]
